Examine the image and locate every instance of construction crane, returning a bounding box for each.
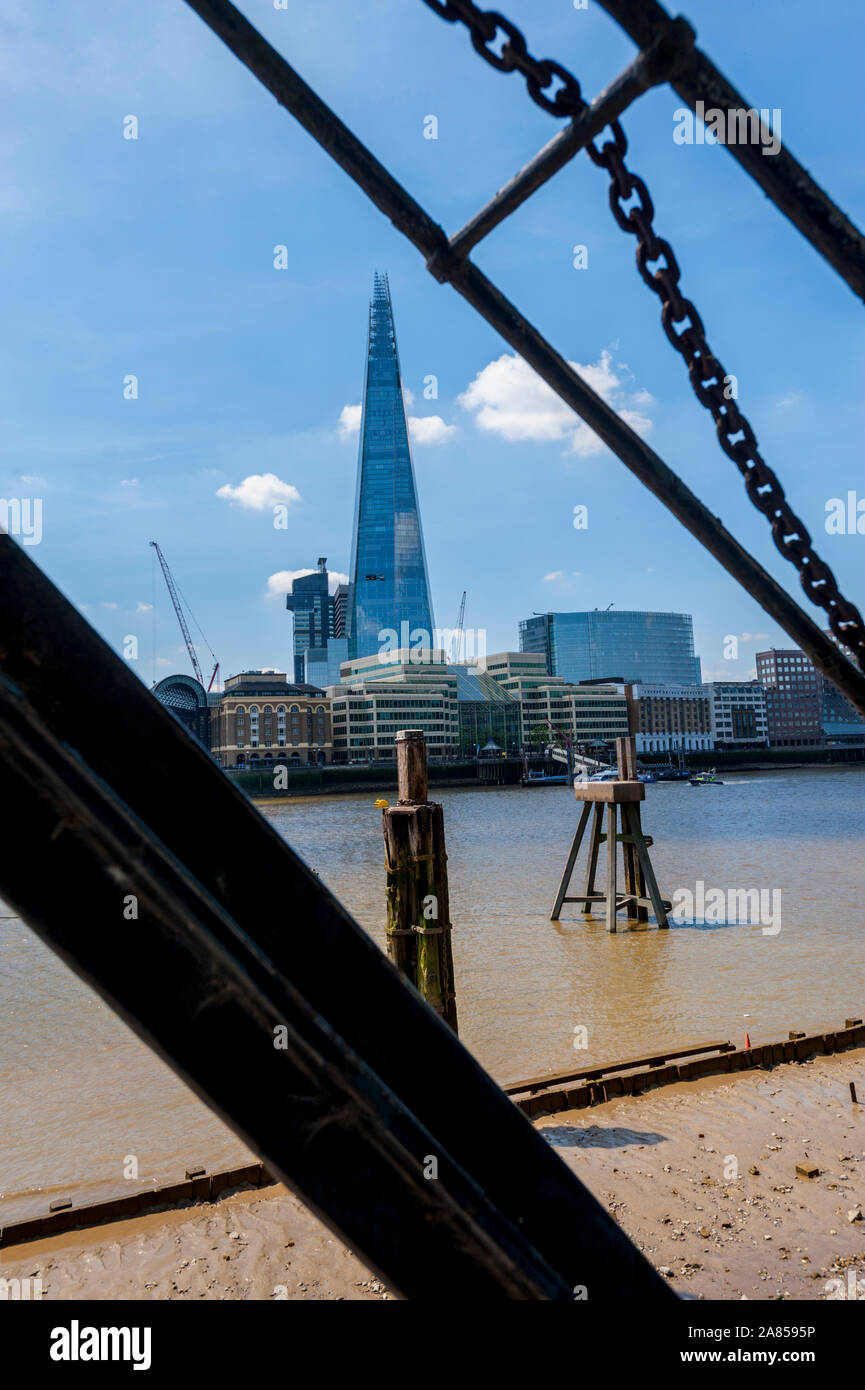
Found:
[149,540,220,691]
[452,589,467,662]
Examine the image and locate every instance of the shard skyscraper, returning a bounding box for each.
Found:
[347,273,435,660]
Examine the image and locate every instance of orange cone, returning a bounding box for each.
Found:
[745,1032,751,1049]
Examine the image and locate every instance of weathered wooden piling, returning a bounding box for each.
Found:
[382,730,458,1033]
[551,709,670,929]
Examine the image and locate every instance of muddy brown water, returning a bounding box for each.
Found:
[1,765,862,1222]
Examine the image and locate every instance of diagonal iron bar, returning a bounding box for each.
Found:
[438,17,695,264]
[596,0,865,304]
[0,534,671,1299]
[181,0,865,716]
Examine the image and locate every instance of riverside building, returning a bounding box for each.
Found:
[633,682,713,755]
[706,681,768,750]
[328,651,458,763]
[756,647,865,750]
[211,671,332,768]
[484,652,628,748]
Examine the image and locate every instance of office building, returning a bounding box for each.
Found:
[707,681,768,750]
[756,647,865,749]
[519,610,702,686]
[284,558,336,684]
[347,273,435,660]
[485,652,629,747]
[328,651,457,762]
[756,648,824,747]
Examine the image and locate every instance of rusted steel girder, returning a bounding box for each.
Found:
[0,535,672,1300]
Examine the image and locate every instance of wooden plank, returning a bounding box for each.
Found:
[505,1039,735,1095]
[573,780,644,803]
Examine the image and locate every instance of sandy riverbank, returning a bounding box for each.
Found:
[2,1049,862,1300]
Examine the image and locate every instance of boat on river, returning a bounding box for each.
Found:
[521,769,568,786]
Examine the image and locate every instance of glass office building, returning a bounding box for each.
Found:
[520,610,702,686]
[347,273,435,660]
[285,558,335,683]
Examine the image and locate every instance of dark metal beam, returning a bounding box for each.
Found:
[435,17,695,266]
[180,0,865,716]
[595,0,865,304]
[0,534,671,1299]
[0,674,556,1295]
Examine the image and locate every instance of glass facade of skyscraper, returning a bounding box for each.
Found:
[284,559,335,684]
[347,273,435,660]
[519,611,702,686]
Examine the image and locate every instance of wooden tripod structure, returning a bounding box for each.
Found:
[551,732,671,931]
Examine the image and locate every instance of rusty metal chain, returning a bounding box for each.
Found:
[422,0,588,116]
[422,0,865,669]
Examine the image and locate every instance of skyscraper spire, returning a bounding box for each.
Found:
[347,273,435,660]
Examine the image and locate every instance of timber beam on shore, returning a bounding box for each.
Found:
[3,1023,861,1252]
[504,1039,735,1096]
[509,1019,865,1119]
[0,1161,278,1252]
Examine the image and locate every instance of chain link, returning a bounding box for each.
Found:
[422,0,587,117]
[422,0,865,669]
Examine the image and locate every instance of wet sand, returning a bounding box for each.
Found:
[0,1185,390,1301]
[2,1049,862,1301]
[538,1048,865,1300]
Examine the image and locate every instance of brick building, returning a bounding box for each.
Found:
[211,671,332,768]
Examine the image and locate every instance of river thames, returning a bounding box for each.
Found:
[1,764,862,1221]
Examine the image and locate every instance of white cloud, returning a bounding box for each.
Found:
[777,393,801,408]
[216,473,301,511]
[339,404,362,437]
[121,478,139,487]
[266,569,349,600]
[402,386,416,407]
[136,601,153,613]
[543,570,564,582]
[458,350,653,457]
[99,601,118,610]
[407,415,457,445]
[338,402,456,446]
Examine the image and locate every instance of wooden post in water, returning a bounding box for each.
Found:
[382,730,458,1033]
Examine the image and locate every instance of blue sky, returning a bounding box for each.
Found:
[3,0,864,686]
